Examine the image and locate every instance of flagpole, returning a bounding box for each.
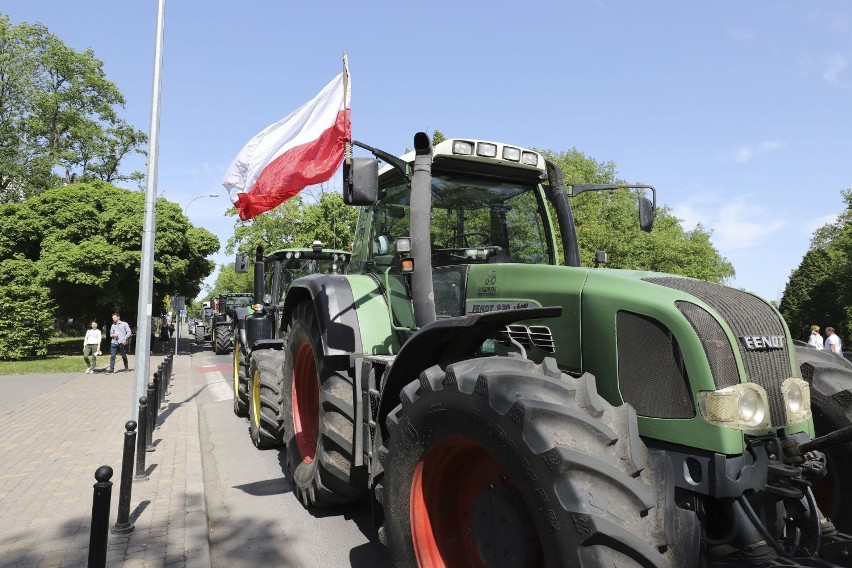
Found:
[133,0,167,419]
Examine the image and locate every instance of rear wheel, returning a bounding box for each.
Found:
[232,333,248,417]
[214,323,232,354]
[281,302,366,507]
[194,324,205,345]
[248,349,285,448]
[377,357,681,567]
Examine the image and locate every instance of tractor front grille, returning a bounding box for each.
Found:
[646,277,790,428]
[617,311,695,418]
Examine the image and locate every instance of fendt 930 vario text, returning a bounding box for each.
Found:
[237,133,852,567]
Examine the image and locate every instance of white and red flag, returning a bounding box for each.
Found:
[223,57,351,220]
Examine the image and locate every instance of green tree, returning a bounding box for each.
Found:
[225,190,356,256]
[0,181,219,333]
[780,188,852,342]
[0,15,146,201]
[543,148,735,283]
[0,256,54,360]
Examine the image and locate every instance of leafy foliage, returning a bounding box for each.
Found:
[0,256,54,359]
[0,182,219,344]
[0,15,146,201]
[225,189,356,257]
[543,148,735,283]
[780,189,852,342]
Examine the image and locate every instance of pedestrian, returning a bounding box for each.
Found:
[807,325,825,350]
[82,320,102,374]
[107,312,132,374]
[159,317,171,353]
[826,327,843,357]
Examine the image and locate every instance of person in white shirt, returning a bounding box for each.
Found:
[807,325,824,350]
[82,320,102,374]
[825,327,843,357]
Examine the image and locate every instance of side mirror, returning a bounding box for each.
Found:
[343,157,379,205]
[639,196,655,232]
[235,254,249,273]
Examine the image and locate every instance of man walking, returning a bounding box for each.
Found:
[826,327,843,357]
[107,312,132,374]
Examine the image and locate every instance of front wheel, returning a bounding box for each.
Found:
[248,349,285,449]
[281,302,366,507]
[232,334,248,417]
[799,349,852,533]
[377,357,683,567]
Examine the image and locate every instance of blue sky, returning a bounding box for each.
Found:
[4,1,851,303]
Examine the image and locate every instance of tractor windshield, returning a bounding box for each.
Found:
[369,174,553,267]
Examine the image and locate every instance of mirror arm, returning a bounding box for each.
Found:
[352,140,409,179]
[571,183,656,208]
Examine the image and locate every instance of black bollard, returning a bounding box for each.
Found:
[153,369,162,411]
[135,398,149,480]
[88,465,113,568]
[164,355,173,396]
[111,421,137,534]
[145,382,156,452]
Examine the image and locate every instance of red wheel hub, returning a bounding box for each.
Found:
[292,342,319,463]
[410,435,541,567]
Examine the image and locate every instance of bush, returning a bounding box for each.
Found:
[0,260,55,360]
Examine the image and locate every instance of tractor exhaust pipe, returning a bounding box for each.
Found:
[410,132,436,327]
[253,246,264,306]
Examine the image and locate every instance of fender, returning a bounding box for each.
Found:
[797,344,852,397]
[376,306,562,433]
[282,273,363,357]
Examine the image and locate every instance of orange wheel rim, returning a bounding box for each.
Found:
[410,435,541,567]
[292,342,319,463]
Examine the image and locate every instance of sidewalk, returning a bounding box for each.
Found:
[0,344,211,567]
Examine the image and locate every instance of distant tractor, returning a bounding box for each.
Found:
[194,301,213,345]
[232,243,350,426]
[236,133,852,566]
[194,294,253,354]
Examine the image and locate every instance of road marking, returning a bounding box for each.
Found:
[206,372,232,402]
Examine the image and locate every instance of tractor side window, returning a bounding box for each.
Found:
[503,190,550,265]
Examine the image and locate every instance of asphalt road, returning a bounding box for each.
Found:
[188,347,392,568]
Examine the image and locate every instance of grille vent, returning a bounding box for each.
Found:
[676,301,740,390]
[646,277,789,427]
[498,325,555,353]
[617,311,695,419]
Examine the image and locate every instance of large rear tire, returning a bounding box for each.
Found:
[377,356,683,567]
[798,346,852,533]
[281,302,366,507]
[194,324,205,346]
[214,323,232,354]
[232,332,248,417]
[249,349,285,449]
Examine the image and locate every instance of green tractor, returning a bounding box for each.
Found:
[202,293,253,355]
[243,133,852,566]
[232,243,350,427]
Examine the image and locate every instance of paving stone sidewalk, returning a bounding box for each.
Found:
[0,350,211,567]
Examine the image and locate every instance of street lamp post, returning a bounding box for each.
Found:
[184,192,220,215]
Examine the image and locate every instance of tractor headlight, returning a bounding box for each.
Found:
[782,377,811,424]
[699,383,770,430]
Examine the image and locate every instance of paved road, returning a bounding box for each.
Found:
[189,348,392,568]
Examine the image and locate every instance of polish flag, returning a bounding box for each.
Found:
[223,58,351,220]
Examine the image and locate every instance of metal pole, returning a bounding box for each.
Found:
[133,0,167,420]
